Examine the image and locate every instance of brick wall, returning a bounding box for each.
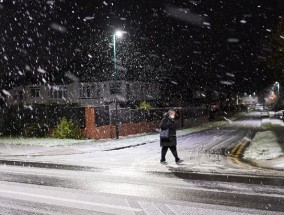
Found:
[84,107,160,139]
[83,107,215,140]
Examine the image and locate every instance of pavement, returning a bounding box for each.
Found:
[1,111,284,173]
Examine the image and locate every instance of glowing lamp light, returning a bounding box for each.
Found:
[115,30,123,38]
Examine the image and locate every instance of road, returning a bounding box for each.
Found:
[1,115,284,214]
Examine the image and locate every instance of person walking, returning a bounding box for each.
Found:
[160,109,182,164]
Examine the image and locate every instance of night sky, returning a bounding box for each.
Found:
[0,0,282,97]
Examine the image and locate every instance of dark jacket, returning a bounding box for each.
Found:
[160,115,177,147]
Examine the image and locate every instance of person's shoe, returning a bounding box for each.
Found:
[160,160,167,165]
[176,159,183,164]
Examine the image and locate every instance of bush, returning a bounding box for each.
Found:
[139,101,152,110]
[52,117,83,139]
[22,123,48,137]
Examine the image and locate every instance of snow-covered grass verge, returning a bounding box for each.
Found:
[260,118,272,130]
[0,138,94,147]
[243,131,283,160]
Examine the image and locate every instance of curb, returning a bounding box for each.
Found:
[103,142,147,151]
[244,156,284,172]
[0,159,99,171]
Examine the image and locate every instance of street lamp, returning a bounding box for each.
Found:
[275,81,280,94]
[274,81,280,108]
[113,30,124,139]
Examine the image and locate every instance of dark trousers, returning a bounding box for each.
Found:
[161,146,179,162]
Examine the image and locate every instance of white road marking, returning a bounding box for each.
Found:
[139,201,165,215]
[165,204,253,215]
[0,189,142,212]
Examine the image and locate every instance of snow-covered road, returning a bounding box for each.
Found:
[1,114,284,214]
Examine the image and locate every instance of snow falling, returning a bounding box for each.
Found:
[0,0,281,109]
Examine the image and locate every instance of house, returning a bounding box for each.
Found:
[239,93,259,109]
[6,80,162,109]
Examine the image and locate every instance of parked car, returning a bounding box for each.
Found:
[260,110,269,118]
[255,104,264,111]
[274,110,284,119]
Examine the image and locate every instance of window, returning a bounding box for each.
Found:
[86,86,91,98]
[126,84,130,99]
[79,84,97,98]
[49,87,67,99]
[30,88,40,98]
[97,89,102,98]
[79,86,85,98]
[109,83,121,94]
[90,85,95,98]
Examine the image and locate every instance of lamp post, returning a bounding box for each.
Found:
[113,30,123,139]
[275,81,280,94]
[275,81,280,109]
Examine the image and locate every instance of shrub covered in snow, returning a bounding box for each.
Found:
[139,101,152,110]
[52,117,83,139]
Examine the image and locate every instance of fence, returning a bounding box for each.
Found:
[109,108,165,125]
[0,106,85,136]
[95,107,208,127]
